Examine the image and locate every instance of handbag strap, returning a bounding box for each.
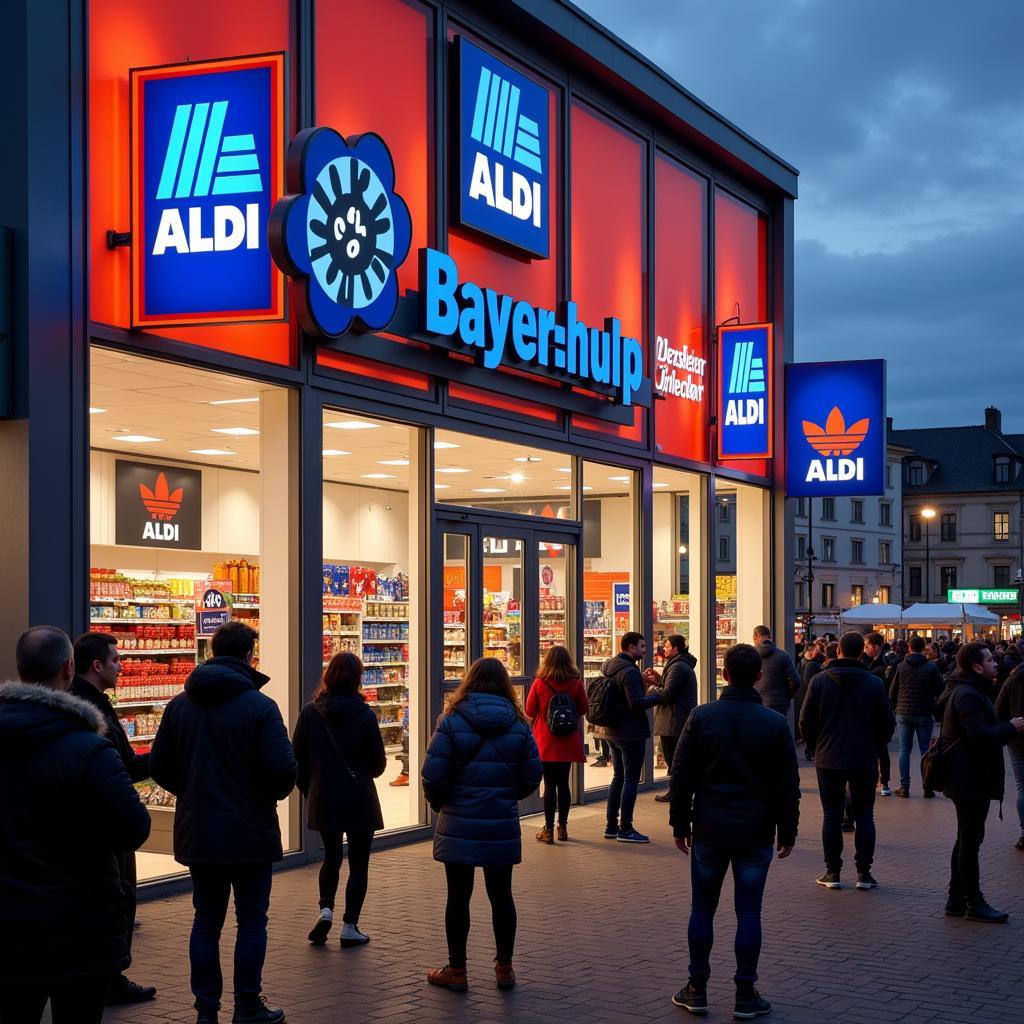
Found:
[318,710,373,793]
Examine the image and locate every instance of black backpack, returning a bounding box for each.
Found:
[541,681,579,736]
[585,671,625,727]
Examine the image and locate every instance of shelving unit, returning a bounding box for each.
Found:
[583,600,612,682]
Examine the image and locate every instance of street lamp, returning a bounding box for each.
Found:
[921,507,936,602]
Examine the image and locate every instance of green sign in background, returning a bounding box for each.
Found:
[947,588,1020,604]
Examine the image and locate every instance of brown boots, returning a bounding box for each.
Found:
[535,826,554,844]
[426,963,516,991]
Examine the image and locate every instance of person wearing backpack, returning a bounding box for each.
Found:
[643,634,698,804]
[292,652,387,949]
[525,645,588,843]
[934,642,1024,922]
[600,631,660,844]
[422,658,542,992]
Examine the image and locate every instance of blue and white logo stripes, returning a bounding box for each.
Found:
[469,66,542,174]
[156,101,262,200]
[728,341,766,395]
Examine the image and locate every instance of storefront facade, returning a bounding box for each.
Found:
[1,0,796,885]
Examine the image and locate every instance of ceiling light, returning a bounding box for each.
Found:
[116,434,162,443]
[326,420,380,430]
[211,426,259,436]
[496,473,529,483]
[678,544,688,555]
[378,458,410,466]
[654,482,669,488]
[434,440,460,450]
[89,407,106,415]
[436,467,471,474]
[556,484,593,491]
[434,484,451,490]
[322,449,352,456]
[513,455,542,463]
[189,448,236,456]
[608,475,630,482]
[473,487,506,493]
[209,397,259,405]
[554,467,572,474]
[362,473,395,480]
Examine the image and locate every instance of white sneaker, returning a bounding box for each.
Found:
[308,908,332,945]
[340,922,371,948]
[880,786,892,796]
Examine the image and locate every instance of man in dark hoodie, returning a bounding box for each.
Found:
[936,642,1024,922]
[644,634,698,804]
[862,632,894,796]
[889,634,944,798]
[799,631,895,891]
[72,630,157,1006]
[602,631,660,844]
[150,620,297,1024]
[752,625,801,718]
[995,660,1024,851]
[0,626,151,1024]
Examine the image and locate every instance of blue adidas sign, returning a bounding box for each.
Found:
[133,55,283,326]
[456,37,549,258]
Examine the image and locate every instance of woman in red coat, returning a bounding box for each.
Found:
[524,645,588,844]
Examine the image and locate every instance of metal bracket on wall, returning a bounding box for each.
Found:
[0,226,10,418]
[106,230,131,249]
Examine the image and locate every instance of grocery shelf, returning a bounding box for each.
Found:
[113,699,173,709]
[323,630,361,637]
[127,734,157,743]
[120,649,196,656]
[91,617,181,625]
[362,616,409,623]
[91,596,193,605]
[362,660,408,667]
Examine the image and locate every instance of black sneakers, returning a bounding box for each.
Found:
[232,997,286,1024]
[106,976,157,1005]
[734,988,773,1019]
[617,828,651,844]
[654,792,672,803]
[856,872,879,890]
[965,901,1009,924]
[944,896,967,917]
[816,871,841,890]
[603,822,619,839]
[671,982,709,1015]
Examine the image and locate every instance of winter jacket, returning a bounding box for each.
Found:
[862,652,888,682]
[650,652,698,738]
[889,654,944,718]
[995,665,1024,758]
[794,655,824,742]
[422,692,541,866]
[0,682,151,981]
[754,641,801,715]
[71,675,151,781]
[937,673,1016,801]
[602,652,659,742]
[525,676,588,763]
[150,657,297,866]
[799,659,896,771]
[292,693,387,834]
[670,686,800,849]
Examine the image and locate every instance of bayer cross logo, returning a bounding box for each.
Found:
[269,128,411,337]
[728,341,766,395]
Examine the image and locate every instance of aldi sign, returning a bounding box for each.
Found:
[115,460,202,550]
[131,54,285,327]
[718,324,773,459]
[785,359,885,497]
[454,37,549,258]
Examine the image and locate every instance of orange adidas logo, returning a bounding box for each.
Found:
[139,473,183,521]
[802,406,869,456]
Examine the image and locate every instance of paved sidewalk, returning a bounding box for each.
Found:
[109,760,1024,1024]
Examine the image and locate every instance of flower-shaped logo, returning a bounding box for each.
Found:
[139,473,183,521]
[269,127,411,337]
[802,406,870,456]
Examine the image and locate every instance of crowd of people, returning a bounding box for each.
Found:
[1,617,1023,1023]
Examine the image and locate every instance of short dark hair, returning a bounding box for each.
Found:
[16,625,73,683]
[839,631,865,659]
[753,625,771,640]
[211,620,259,660]
[665,634,686,654]
[620,631,644,652]
[957,641,991,676]
[73,631,118,675]
[723,643,761,687]
[865,632,884,647]
[909,634,926,653]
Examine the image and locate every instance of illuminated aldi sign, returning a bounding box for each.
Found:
[948,588,1019,604]
[785,359,885,497]
[131,53,285,327]
[718,324,773,459]
[115,460,202,550]
[454,37,549,258]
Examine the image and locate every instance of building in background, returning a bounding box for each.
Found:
[893,407,1024,638]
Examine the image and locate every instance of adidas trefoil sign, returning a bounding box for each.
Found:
[802,407,870,483]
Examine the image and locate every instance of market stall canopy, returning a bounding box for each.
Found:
[838,604,903,626]
[900,603,1000,626]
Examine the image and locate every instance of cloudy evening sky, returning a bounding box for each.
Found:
[576,0,1024,432]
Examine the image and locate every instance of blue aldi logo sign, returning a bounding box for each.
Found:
[718,324,774,459]
[455,37,549,259]
[131,54,285,328]
[785,359,886,497]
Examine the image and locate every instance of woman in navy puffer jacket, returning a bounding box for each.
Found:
[422,658,541,993]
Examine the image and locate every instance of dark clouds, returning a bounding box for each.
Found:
[574,0,1024,429]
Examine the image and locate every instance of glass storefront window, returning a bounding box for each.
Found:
[322,410,424,831]
[483,537,523,677]
[89,347,298,881]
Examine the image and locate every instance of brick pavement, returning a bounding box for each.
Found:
[107,760,1024,1024]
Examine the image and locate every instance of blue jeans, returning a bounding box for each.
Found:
[688,843,773,985]
[896,714,934,788]
[189,862,273,1015]
[606,738,645,831]
[1009,749,1024,834]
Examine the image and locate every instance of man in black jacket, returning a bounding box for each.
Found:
[799,631,895,891]
[752,625,801,717]
[995,662,1024,851]
[644,634,698,804]
[889,634,943,798]
[0,626,151,1024]
[151,620,297,1024]
[72,630,157,1006]
[937,643,1024,922]
[602,631,659,844]
[862,632,894,795]
[669,643,799,1020]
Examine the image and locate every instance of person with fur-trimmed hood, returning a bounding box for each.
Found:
[0,625,152,1024]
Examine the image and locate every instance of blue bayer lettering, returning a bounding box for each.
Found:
[423,249,460,335]
[590,326,611,385]
[622,337,643,406]
[483,289,513,369]
[458,281,485,349]
[511,301,538,361]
